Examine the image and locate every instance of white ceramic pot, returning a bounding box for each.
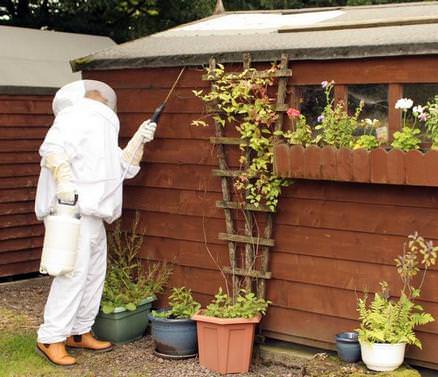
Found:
[360,341,406,371]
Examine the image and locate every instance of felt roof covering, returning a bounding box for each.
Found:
[1,25,114,90]
[72,1,438,72]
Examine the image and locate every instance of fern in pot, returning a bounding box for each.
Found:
[357,232,437,372]
[149,287,201,358]
[93,214,172,344]
[192,287,270,374]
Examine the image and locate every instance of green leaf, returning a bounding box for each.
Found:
[126,302,137,311]
[102,304,115,314]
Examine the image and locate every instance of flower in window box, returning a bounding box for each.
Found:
[395,98,413,110]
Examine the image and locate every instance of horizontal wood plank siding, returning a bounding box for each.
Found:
[84,57,438,368]
[0,94,51,277]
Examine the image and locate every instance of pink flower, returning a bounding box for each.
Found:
[287,108,301,118]
[321,80,335,89]
[419,112,428,122]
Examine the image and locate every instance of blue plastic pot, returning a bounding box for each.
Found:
[148,310,197,357]
[335,331,361,363]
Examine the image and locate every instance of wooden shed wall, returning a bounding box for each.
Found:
[0,94,52,277]
[84,56,438,369]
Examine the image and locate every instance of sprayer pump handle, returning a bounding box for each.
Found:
[58,194,78,206]
[150,103,165,123]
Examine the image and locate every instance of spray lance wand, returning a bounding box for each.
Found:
[149,67,186,125]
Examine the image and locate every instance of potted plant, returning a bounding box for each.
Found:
[192,288,270,374]
[148,287,200,358]
[357,232,437,371]
[92,214,172,344]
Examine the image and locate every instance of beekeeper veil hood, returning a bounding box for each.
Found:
[52,80,117,116]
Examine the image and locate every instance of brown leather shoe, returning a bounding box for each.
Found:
[36,342,76,367]
[66,332,113,352]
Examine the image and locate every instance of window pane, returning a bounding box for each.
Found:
[298,86,326,126]
[348,85,388,126]
[403,84,438,142]
[404,84,438,105]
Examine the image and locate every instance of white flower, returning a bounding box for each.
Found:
[395,98,413,110]
[413,105,425,115]
[363,118,380,128]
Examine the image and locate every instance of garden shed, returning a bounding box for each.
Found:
[0,26,114,278]
[73,1,438,370]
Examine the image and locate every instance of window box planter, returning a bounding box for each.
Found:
[148,310,197,358]
[92,296,155,345]
[274,143,438,187]
[191,311,261,374]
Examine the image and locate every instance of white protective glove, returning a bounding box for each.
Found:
[139,119,157,143]
[121,120,157,166]
[43,153,77,204]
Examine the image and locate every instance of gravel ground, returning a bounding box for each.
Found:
[0,276,300,377]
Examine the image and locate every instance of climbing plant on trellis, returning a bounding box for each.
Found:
[194,53,293,299]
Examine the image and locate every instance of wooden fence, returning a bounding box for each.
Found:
[0,93,53,277]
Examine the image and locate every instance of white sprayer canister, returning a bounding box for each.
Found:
[40,203,81,277]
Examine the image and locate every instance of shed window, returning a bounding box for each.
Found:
[348,84,388,126]
[298,85,327,126]
[404,84,438,106]
[403,84,438,140]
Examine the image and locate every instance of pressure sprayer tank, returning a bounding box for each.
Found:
[40,200,81,277]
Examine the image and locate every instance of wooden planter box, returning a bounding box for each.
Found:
[274,144,438,186]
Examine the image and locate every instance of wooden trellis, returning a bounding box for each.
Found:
[206,53,292,299]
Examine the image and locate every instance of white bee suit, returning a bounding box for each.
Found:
[35,80,140,344]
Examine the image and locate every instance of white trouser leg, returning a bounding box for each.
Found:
[37,216,104,344]
[71,220,107,335]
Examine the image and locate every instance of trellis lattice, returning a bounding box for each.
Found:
[205,53,292,298]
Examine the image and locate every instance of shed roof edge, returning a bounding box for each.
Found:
[73,42,438,72]
[0,86,58,95]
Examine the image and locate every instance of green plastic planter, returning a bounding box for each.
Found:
[92,297,155,344]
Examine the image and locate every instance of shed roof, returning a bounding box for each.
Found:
[72,1,438,72]
[1,26,115,92]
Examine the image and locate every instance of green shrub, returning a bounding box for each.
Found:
[101,213,172,314]
[357,233,437,348]
[151,287,201,319]
[204,288,270,319]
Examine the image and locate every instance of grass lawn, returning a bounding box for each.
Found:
[0,329,70,377]
[0,307,70,377]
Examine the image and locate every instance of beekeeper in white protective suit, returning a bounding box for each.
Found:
[34,80,156,367]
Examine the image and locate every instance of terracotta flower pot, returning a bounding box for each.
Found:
[191,311,261,374]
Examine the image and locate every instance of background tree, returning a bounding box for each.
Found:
[0,0,429,43]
